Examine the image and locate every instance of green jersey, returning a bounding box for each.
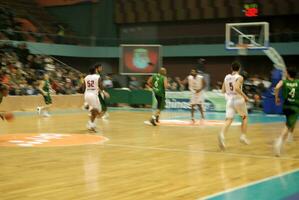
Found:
[43,80,50,94]
[152,74,165,97]
[283,79,299,107]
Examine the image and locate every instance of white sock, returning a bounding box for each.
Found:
[219,132,224,139]
[276,136,283,146]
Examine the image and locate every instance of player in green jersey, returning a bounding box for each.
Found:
[37,74,52,117]
[147,67,168,126]
[274,68,299,156]
[0,84,9,120]
[94,63,110,119]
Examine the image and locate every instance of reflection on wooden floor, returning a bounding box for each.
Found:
[0,111,298,200]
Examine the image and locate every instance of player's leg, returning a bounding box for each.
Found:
[191,104,195,123]
[85,93,101,132]
[82,102,89,110]
[198,103,205,120]
[239,115,250,144]
[190,94,196,122]
[274,108,297,156]
[218,99,235,150]
[150,95,165,125]
[287,126,295,142]
[287,119,297,142]
[156,95,165,123]
[197,93,205,120]
[37,94,52,117]
[43,96,52,117]
[150,95,158,126]
[274,126,289,157]
[87,108,99,132]
[235,98,250,144]
[218,118,233,151]
[98,92,108,119]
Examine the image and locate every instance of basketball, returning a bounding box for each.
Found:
[4,112,14,121]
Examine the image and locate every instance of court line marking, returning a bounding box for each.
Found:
[198,168,299,200]
[104,143,299,161]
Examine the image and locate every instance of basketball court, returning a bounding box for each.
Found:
[0,3,298,198]
[0,109,298,200]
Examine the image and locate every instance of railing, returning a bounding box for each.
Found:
[1,29,299,46]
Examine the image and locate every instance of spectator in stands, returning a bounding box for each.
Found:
[129,76,142,90]
[0,42,82,96]
[16,43,29,64]
[169,81,178,91]
[103,75,113,88]
[56,25,65,44]
[174,76,185,91]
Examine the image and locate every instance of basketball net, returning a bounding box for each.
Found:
[236,44,249,55]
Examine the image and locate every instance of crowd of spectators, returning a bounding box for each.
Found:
[0,40,273,113]
[0,42,83,96]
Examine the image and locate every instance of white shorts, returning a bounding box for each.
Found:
[190,92,203,105]
[225,97,247,119]
[84,92,101,112]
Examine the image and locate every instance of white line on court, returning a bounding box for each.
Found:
[104,143,299,161]
[198,168,299,200]
[104,143,299,200]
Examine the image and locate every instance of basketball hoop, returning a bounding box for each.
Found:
[236,44,249,55]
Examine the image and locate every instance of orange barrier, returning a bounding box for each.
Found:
[37,0,97,7]
[0,95,84,111]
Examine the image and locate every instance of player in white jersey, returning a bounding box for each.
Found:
[84,67,102,132]
[218,62,250,150]
[188,69,206,122]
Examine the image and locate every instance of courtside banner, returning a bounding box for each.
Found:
[165,91,226,112]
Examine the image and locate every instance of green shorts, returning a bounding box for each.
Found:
[283,105,299,129]
[155,94,165,110]
[99,93,107,112]
[43,94,52,105]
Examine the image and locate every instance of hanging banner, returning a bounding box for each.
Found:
[120,45,162,75]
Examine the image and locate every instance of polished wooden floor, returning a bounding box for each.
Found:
[0,110,298,200]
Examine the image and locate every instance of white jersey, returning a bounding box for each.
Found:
[224,73,247,118]
[188,74,204,93]
[84,74,100,95]
[224,73,243,98]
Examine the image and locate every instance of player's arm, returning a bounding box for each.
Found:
[235,76,249,102]
[38,80,47,96]
[98,77,104,91]
[0,112,4,120]
[188,77,195,93]
[98,77,103,90]
[164,77,168,90]
[82,79,86,92]
[221,82,226,93]
[274,80,283,105]
[147,76,153,88]
[198,78,206,93]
